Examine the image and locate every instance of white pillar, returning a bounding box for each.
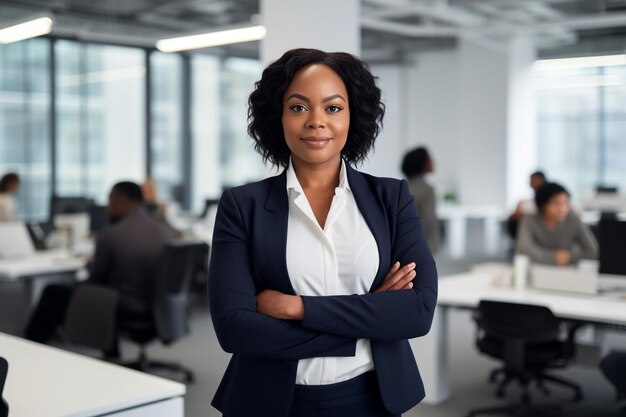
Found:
[260,0,361,65]
[506,36,538,210]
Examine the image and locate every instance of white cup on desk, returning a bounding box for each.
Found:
[514,254,529,290]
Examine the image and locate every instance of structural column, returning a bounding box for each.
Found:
[260,0,361,65]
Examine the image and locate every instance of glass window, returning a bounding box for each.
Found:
[191,55,221,212]
[0,39,51,221]
[535,63,626,200]
[219,58,265,188]
[150,52,183,204]
[56,41,146,204]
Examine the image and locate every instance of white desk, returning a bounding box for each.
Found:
[0,249,86,282]
[0,333,185,417]
[438,204,506,259]
[410,269,626,405]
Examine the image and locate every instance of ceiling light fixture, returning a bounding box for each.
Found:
[0,16,54,44]
[156,25,267,52]
[534,54,626,71]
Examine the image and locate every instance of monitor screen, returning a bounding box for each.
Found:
[598,220,626,276]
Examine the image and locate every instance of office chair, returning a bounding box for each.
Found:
[466,300,583,417]
[600,352,626,403]
[0,357,8,417]
[64,284,120,353]
[120,241,209,383]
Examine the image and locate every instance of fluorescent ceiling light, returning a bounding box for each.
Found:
[534,54,626,71]
[156,25,266,52]
[0,16,53,44]
[535,74,624,89]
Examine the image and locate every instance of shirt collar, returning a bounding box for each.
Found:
[286,157,351,194]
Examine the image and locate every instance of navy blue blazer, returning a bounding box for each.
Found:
[208,162,438,417]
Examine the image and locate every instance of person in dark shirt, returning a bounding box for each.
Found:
[25,182,171,356]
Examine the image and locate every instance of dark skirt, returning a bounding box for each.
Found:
[288,371,401,417]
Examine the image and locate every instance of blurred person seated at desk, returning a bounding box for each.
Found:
[25,181,172,357]
[402,146,440,253]
[517,182,598,266]
[0,173,20,222]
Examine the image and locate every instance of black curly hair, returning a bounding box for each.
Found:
[401,147,431,179]
[535,182,569,214]
[248,48,385,168]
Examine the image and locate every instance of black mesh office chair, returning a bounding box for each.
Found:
[466,300,583,417]
[120,241,209,383]
[600,351,626,403]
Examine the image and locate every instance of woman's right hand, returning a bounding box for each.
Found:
[375,261,416,292]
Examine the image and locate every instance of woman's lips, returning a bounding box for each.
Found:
[300,136,332,148]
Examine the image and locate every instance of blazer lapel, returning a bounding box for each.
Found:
[345,163,391,292]
[261,170,297,295]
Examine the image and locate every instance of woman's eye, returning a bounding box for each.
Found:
[290,105,306,112]
[327,105,343,113]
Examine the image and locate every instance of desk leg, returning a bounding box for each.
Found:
[409,305,450,404]
[484,217,500,257]
[448,217,466,259]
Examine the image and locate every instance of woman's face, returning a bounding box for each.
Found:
[543,192,570,223]
[281,64,350,168]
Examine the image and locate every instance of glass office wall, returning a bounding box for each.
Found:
[1,37,265,220]
[56,41,146,204]
[536,63,626,200]
[0,39,51,220]
[219,57,265,188]
[190,56,264,212]
[191,55,221,212]
[150,52,183,204]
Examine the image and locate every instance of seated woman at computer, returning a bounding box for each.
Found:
[517,182,598,266]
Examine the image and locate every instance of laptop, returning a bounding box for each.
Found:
[0,222,36,259]
[530,262,599,295]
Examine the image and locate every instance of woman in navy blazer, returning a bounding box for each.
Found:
[209,49,438,417]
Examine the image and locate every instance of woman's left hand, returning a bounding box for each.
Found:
[257,289,304,320]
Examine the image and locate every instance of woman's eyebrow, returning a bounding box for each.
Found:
[323,94,346,103]
[285,93,346,102]
[286,93,310,102]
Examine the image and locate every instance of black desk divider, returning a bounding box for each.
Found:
[0,356,7,417]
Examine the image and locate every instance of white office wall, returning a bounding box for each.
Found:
[360,65,405,179]
[366,39,535,209]
[456,38,509,207]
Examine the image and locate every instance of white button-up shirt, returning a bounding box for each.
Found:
[285,158,380,385]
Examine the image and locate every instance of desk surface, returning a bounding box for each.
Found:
[438,270,626,326]
[0,249,86,282]
[0,333,185,417]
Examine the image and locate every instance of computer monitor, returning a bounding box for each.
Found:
[598,220,626,276]
[89,205,110,233]
[200,198,220,219]
[50,196,95,218]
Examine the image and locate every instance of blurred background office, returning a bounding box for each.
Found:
[1,1,626,417]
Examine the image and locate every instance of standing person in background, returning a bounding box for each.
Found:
[516,182,598,266]
[401,147,439,253]
[0,173,20,221]
[509,171,547,222]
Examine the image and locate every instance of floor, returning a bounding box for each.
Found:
[2,220,625,417]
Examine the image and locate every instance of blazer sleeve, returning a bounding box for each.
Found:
[209,189,357,360]
[299,180,438,342]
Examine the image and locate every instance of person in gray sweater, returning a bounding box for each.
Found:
[402,147,439,253]
[516,182,598,266]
